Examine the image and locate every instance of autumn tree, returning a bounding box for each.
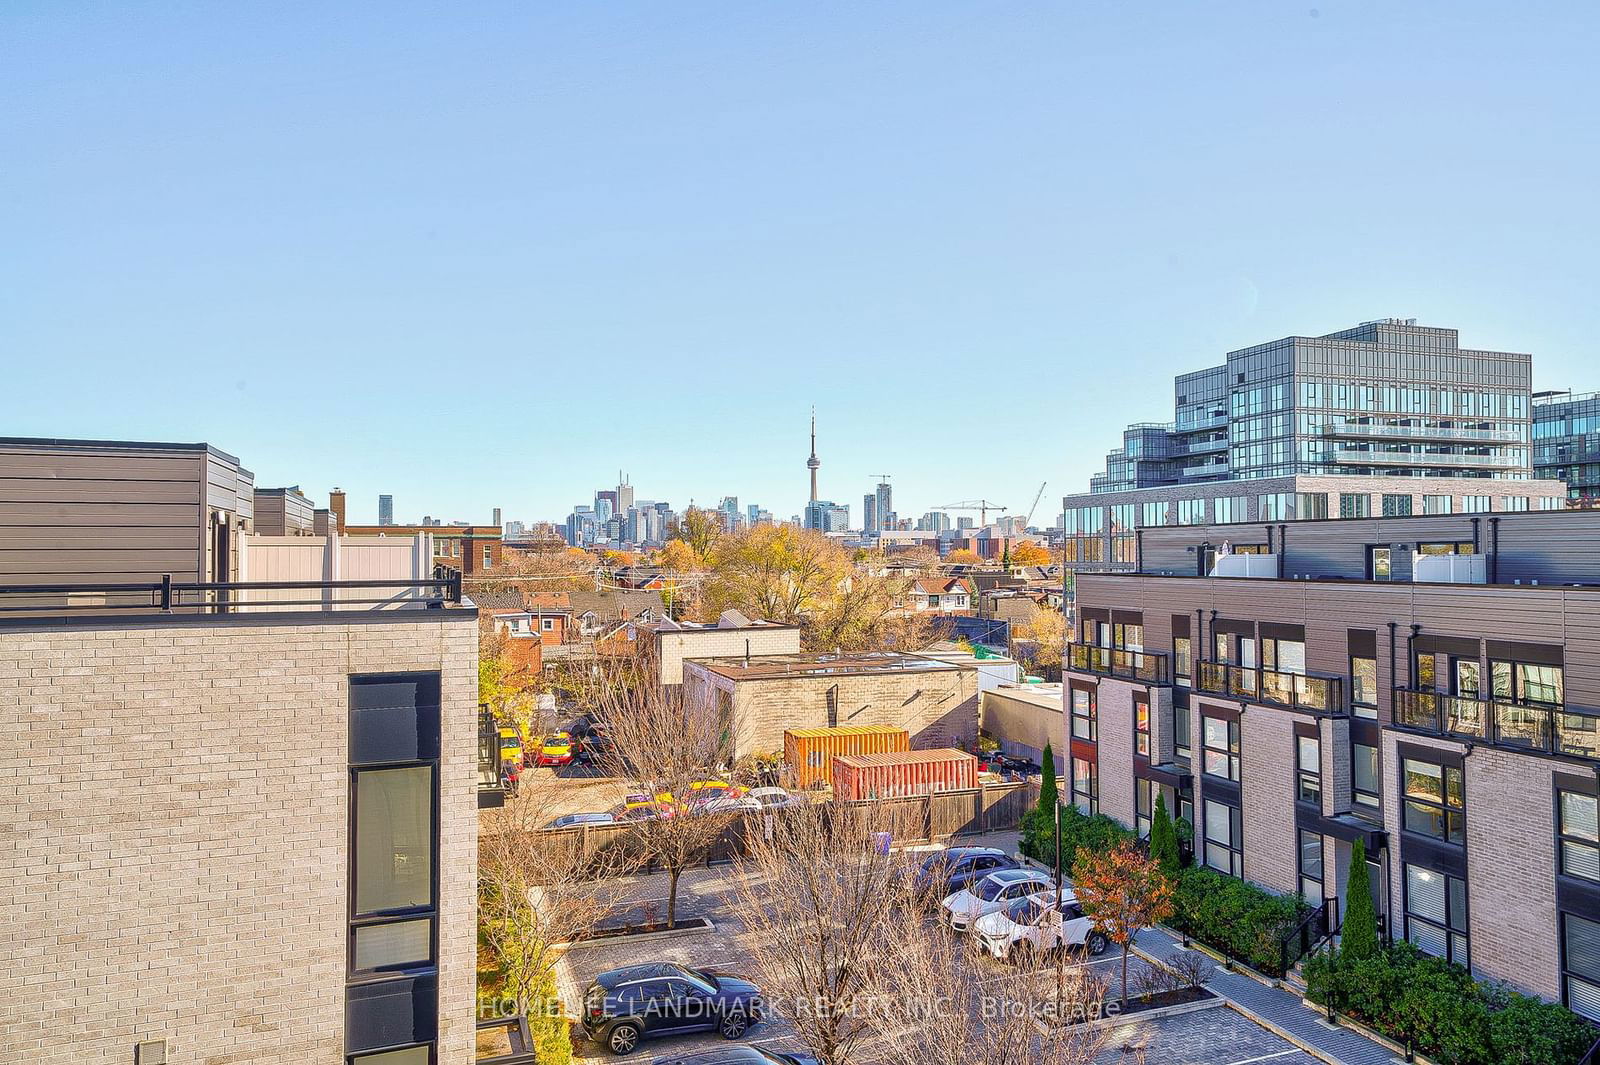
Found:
[1009,539,1051,566]
[1072,841,1175,1010]
[944,548,985,566]
[702,524,845,624]
[668,506,723,561]
[1013,604,1067,674]
[806,567,939,653]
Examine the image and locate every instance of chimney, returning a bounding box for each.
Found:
[328,488,346,534]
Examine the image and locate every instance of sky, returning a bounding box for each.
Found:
[4,2,1599,527]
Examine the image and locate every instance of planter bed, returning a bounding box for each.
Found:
[574,916,716,944]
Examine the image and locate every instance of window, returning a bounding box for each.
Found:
[1368,546,1393,581]
[1382,494,1414,517]
[1176,499,1207,525]
[352,766,436,971]
[1135,699,1150,757]
[1072,757,1097,814]
[1402,758,1465,844]
[1353,743,1380,813]
[1259,492,1293,521]
[1174,702,1191,763]
[1300,830,1324,900]
[1405,864,1469,966]
[541,617,555,632]
[483,545,493,568]
[1071,687,1097,742]
[1203,800,1243,877]
[1417,541,1475,556]
[1559,790,1600,882]
[1563,913,1600,1023]
[1462,494,1491,513]
[1351,656,1378,716]
[1542,496,1566,511]
[1492,660,1564,705]
[1139,501,1168,527]
[1502,496,1530,512]
[1215,496,1249,524]
[1136,778,1153,838]
[1295,492,1328,520]
[1423,494,1454,515]
[351,1049,432,1065]
[1297,734,1321,805]
[1340,493,1371,519]
[1174,636,1192,683]
[1202,715,1240,781]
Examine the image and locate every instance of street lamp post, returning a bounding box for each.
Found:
[1054,798,1064,1007]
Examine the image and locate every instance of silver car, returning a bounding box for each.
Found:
[940,868,1055,932]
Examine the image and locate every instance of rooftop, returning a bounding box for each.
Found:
[687,651,965,681]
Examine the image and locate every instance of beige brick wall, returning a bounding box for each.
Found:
[1095,680,1137,827]
[657,627,802,685]
[0,613,479,1065]
[685,664,979,759]
[1238,707,1302,895]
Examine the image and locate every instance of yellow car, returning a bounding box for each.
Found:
[653,780,737,806]
[498,727,523,767]
[535,731,575,767]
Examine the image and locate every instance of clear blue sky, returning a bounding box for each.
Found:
[4,2,1597,526]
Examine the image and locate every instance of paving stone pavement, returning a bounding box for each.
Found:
[1095,1006,1322,1065]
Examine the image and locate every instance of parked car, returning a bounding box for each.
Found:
[545,812,617,830]
[611,795,662,822]
[940,868,1056,932]
[535,731,576,767]
[911,846,1017,899]
[652,1048,819,1065]
[498,727,523,768]
[582,962,765,1055]
[746,786,796,810]
[972,889,1108,961]
[697,796,762,815]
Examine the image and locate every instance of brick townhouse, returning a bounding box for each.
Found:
[1064,507,1600,1019]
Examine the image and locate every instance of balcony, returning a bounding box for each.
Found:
[1393,688,1600,760]
[1067,643,1170,685]
[0,574,464,617]
[1321,422,1524,444]
[1329,446,1519,469]
[1197,661,1347,715]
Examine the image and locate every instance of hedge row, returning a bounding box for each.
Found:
[1018,803,1133,873]
[1305,944,1595,1065]
[1167,865,1307,976]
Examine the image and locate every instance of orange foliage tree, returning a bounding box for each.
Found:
[1071,840,1175,1009]
[1009,539,1051,566]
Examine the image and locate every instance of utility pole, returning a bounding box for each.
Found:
[1054,798,1064,1008]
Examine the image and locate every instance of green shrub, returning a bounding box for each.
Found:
[1340,838,1380,963]
[1019,802,1134,873]
[1167,866,1305,975]
[1037,744,1058,812]
[1149,792,1180,879]
[1306,944,1596,1065]
[529,977,574,1065]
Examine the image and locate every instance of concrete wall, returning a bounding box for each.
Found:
[0,612,479,1064]
[980,686,1062,763]
[655,626,802,686]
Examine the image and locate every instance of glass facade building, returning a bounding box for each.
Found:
[1534,390,1600,502]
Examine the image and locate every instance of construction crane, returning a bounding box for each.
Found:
[1022,481,1047,529]
[934,499,1008,525]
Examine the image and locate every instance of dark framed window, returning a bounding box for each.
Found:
[1173,703,1191,763]
[1559,790,1600,882]
[1418,541,1475,556]
[1402,758,1465,844]
[1202,715,1240,782]
[1299,830,1324,900]
[350,1046,435,1065]
[1353,743,1381,815]
[1135,778,1153,838]
[1563,913,1600,1023]
[1071,756,1097,815]
[1071,687,1097,742]
[1174,636,1192,683]
[1341,493,1372,519]
[1382,494,1413,517]
[1203,799,1243,877]
[1351,656,1378,718]
[1404,864,1469,966]
[1297,735,1321,805]
[1492,660,1564,705]
[1135,699,1150,757]
[1367,545,1393,581]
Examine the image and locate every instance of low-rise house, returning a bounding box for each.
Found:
[911,576,972,613]
[682,651,980,759]
[629,610,803,685]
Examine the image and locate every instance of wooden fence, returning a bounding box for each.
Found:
[533,780,1039,864]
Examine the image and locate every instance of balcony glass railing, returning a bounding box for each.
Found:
[1393,688,1600,760]
[1067,643,1170,685]
[1197,661,1346,714]
[1321,423,1524,444]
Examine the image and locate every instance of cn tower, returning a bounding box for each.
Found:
[807,408,820,503]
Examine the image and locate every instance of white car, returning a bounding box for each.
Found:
[747,786,797,809]
[973,889,1108,961]
[941,868,1055,932]
[697,796,763,814]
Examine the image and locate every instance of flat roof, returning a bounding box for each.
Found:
[983,683,1065,710]
[0,435,244,466]
[835,748,975,768]
[687,651,964,681]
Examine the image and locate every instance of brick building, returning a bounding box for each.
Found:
[682,652,981,760]
[631,613,803,686]
[1064,506,1600,1018]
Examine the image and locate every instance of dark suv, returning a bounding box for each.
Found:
[912,846,1018,898]
[583,962,765,1055]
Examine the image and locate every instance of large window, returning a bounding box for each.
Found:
[1353,742,1381,815]
[1423,494,1454,515]
[1203,800,1243,877]
[1202,715,1240,781]
[1299,830,1324,900]
[1259,492,1293,521]
[1351,656,1378,717]
[1176,498,1207,525]
[1559,790,1600,882]
[1071,687,1097,742]
[1135,699,1150,757]
[1296,492,1329,520]
[1297,735,1321,805]
[1340,493,1371,519]
[1402,758,1465,844]
[1135,778,1153,838]
[1564,914,1600,1023]
[1140,501,1168,527]
[1382,494,1413,517]
[1368,546,1393,580]
[1405,864,1469,966]
[1072,756,1097,814]
[1492,660,1564,705]
[1174,636,1192,684]
[1502,496,1530,512]
[1462,494,1491,513]
[1215,496,1249,524]
[1173,702,1191,763]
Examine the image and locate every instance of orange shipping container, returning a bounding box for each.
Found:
[784,725,910,790]
[831,748,979,801]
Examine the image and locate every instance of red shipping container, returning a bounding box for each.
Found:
[830,748,979,801]
[785,725,911,790]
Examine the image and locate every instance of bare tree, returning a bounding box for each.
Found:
[477,788,635,1018]
[730,801,907,1065]
[586,653,738,927]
